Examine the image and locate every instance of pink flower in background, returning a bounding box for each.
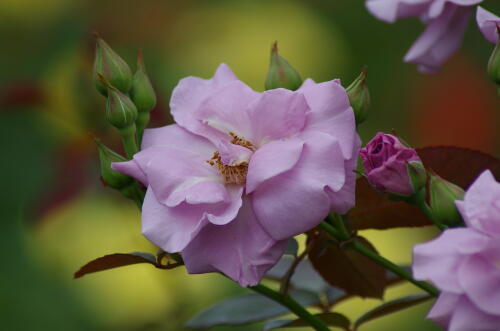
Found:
[477,6,500,44]
[112,64,359,286]
[413,170,500,330]
[366,0,483,72]
[359,133,424,196]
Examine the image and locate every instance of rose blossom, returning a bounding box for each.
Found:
[477,6,500,44]
[413,170,500,330]
[365,0,483,72]
[359,132,424,196]
[112,64,359,286]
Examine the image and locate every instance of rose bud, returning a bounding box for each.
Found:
[93,37,133,96]
[359,132,426,197]
[104,82,138,130]
[265,41,302,91]
[95,139,133,190]
[428,172,465,227]
[346,68,370,125]
[130,49,157,144]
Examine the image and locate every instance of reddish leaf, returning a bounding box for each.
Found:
[350,146,500,230]
[308,233,387,299]
[417,146,500,188]
[74,252,182,278]
[349,178,430,230]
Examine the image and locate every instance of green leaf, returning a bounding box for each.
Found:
[354,294,432,330]
[185,290,320,329]
[349,146,500,230]
[73,252,181,278]
[308,233,387,299]
[284,237,299,256]
[266,255,329,294]
[263,312,351,330]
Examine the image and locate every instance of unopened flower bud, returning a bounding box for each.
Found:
[428,173,465,227]
[265,42,302,91]
[104,81,138,129]
[93,37,133,95]
[96,139,133,190]
[347,68,370,125]
[359,133,425,197]
[488,34,500,93]
[130,49,157,112]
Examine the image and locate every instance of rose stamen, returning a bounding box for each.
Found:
[207,151,248,184]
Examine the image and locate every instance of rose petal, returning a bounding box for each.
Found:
[170,63,238,135]
[412,228,489,293]
[461,170,500,237]
[458,254,500,316]
[326,135,361,214]
[196,80,260,143]
[404,5,471,73]
[142,187,208,252]
[427,292,460,329]
[246,138,304,194]
[141,124,214,154]
[182,197,287,287]
[131,145,220,207]
[477,6,500,44]
[248,88,308,146]
[448,295,500,331]
[252,132,346,240]
[299,80,356,159]
[366,0,431,23]
[111,159,148,186]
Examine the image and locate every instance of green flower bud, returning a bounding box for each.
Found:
[104,79,138,129]
[488,33,500,95]
[95,139,133,190]
[428,173,465,227]
[130,49,157,112]
[265,42,302,91]
[347,68,370,125]
[93,37,133,95]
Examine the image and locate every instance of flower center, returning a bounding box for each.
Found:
[206,132,255,185]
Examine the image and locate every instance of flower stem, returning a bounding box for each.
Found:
[408,190,448,231]
[249,284,330,331]
[119,125,138,159]
[318,221,439,297]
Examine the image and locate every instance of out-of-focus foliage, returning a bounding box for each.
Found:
[1,0,500,330]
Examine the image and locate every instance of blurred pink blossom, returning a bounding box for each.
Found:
[366,0,483,72]
[477,6,500,44]
[413,170,500,330]
[112,64,359,286]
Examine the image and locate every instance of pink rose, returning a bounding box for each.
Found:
[366,0,483,72]
[359,132,424,196]
[413,170,500,330]
[112,64,359,286]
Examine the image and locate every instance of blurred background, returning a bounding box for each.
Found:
[1,0,499,330]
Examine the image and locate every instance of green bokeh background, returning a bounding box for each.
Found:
[1,0,499,330]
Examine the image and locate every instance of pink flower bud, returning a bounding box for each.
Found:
[359,133,425,197]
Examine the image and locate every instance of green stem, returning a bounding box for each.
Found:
[408,190,448,231]
[135,112,150,147]
[318,221,439,297]
[250,284,330,331]
[119,125,138,159]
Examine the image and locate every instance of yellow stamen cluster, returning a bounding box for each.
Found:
[229,132,255,151]
[206,133,255,184]
[207,151,248,184]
